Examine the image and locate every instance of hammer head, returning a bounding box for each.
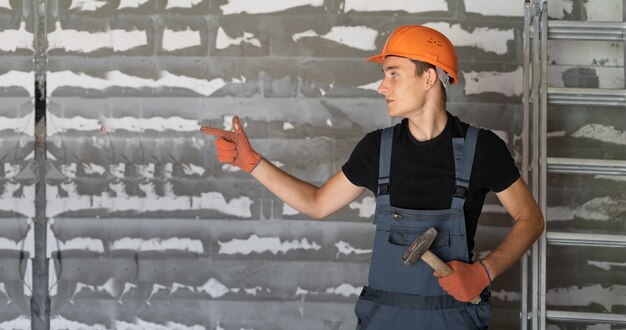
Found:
[401,227,438,266]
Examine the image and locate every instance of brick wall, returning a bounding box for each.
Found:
[0,0,624,329]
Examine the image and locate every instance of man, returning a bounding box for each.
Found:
[201,25,544,329]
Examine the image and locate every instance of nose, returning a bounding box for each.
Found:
[377,79,388,95]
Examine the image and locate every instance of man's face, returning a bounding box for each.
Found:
[377,56,428,118]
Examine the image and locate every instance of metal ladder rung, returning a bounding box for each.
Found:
[546,310,626,324]
[548,21,626,41]
[546,232,626,248]
[547,87,626,107]
[548,157,626,176]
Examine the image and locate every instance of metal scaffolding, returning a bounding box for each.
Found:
[522,1,626,329]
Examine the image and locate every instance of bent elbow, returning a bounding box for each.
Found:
[533,211,545,240]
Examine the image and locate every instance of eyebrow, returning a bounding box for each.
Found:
[382,65,400,73]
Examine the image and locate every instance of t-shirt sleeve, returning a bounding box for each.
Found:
[477,129,520,193]
[341,131,380,194]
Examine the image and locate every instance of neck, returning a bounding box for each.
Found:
[407,107,448,141]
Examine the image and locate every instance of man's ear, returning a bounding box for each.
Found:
[425,68,438,89]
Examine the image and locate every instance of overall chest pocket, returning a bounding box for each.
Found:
[388,227,450,248]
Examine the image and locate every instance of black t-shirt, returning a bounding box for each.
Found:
[342,112,520,257]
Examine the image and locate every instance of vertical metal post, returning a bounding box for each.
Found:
[530,1,541,329]
[538,1,549,329]
[32,0,50,329]
[521,2,532,329]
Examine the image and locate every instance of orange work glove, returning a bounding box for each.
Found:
[200,116,261,173]
[434,260,491,302]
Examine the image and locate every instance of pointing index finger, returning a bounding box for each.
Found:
[200,126,234,140]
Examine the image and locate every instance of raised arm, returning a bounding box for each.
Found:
[201,116,365,219]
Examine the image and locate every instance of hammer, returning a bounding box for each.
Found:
[402,227,481,304]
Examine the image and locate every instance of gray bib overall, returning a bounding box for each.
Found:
[354,125,491,329]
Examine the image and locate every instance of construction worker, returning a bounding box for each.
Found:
[201,25,544,329]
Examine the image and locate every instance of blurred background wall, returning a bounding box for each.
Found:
[0,0,623,329]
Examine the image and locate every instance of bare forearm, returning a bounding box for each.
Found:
[482,213,544,280]
[482,178,545,280]
[250,159,324,217]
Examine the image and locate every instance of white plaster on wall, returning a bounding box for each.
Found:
[197,278,229,298]
[548,40,623,67]
[48,113,202,135]
[48,23,147,52]
[116,319,206,330]
[292,26,378,51]
[3,163,21,178]
[50,317,106,330]
[334,241,371,257]
[165,0,202,9]
[182,163,206,176]
[325,283,361,297]
[344,0,447,13]
[71,278,116,302]
[588,260,626,271]
[282,203,299,216]
[60,163,77,179]
[218,234,321,255]
[357,79,382,91]
[83,163,106,175]
[547,284,626,311]
[547,0,572,19]
[221,164,240,172]
[0,0,11,9]
[110,237,204,253]
[69,0,108,11]
[220,0,323,15]
[146,283,169,304]
[0,71,35,96]
[548,197,615,221]
[490,289,520,302]
[424,23,514,55]
[119,282,137,301]
[0,317,29,330]
[348,196,375,218]
[110,163,126,179]
[296,284,362,297]
[162,28,202,51]
[464,0,523,17]
[46,182,253,218]
[0,22,33,52]
[171,282,195,295]
[47,70,226,97]
[463,67,523,97]
[118,0,150,9]
[572,124,626,145]
[49,237,105,253]
[586,0,623,21]
[215,27,261,50]
[0,182,34,217]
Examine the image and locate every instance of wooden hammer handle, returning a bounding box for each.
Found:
[422,250,482,305]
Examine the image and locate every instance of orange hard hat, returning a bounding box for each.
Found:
[367,25,459,84]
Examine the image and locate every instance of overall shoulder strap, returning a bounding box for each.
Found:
[377,127,394,205]
[451,126,479,209]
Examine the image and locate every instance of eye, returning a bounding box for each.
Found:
[391,72,399,78]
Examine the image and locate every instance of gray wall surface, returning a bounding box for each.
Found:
[0,0,624,329]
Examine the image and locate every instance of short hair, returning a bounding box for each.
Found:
[410,59,447,107]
